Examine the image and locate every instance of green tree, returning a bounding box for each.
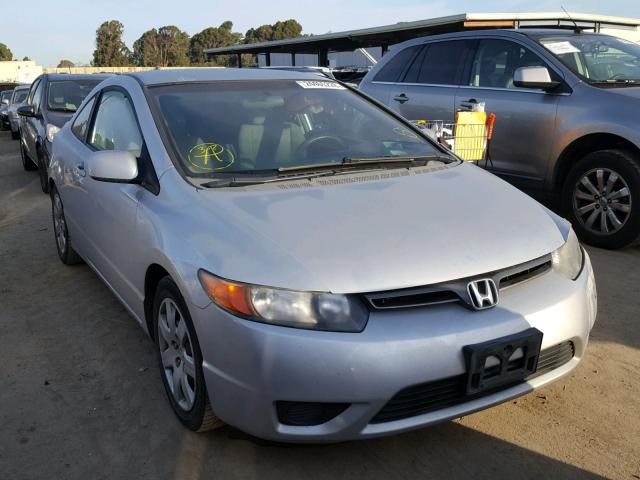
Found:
[132,29,161,66]
[92,20,130,67]
[132,25,190,67]
[22,56,31,61]
[0,43,13,61]
[57,59,75,68]
[189,21,242,65]
[244,19,302,44]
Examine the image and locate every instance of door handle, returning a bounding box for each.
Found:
[393,93,409,104]
[458,98,479,112]
[73,163,86,178]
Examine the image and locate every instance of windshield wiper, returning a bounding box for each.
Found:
[591,79,640,85]
[201,170,337,188]
[278,155,445,173]
[48,107,77,113]
[201,155,447,188]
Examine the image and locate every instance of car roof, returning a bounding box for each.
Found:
[127,67,338,86]
[42,73,113,81]
[397,28,614,44]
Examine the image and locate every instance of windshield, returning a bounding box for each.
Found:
[47,80,101,112]
[150,80,443,177]
[12,89,28,104]
[538,34,640,83]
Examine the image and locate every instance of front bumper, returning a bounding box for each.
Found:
[191,252,596,442]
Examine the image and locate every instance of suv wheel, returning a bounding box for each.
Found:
[50,186,82,265]
[20,138,37,171]
[563,149,640,249]
[153,277,223,432]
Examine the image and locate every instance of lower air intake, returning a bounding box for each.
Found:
[370,341,575,424]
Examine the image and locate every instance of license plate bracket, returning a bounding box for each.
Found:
[463,328,543,396]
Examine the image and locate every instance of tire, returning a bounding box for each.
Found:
[153,277,223,432]
[20,138,37,171]
[562,149,640,249]
[50,186,83,265]
[37,147,50,194]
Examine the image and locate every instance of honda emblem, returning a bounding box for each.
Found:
[467,279,499,310]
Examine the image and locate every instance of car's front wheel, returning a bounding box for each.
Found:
[153,277,223,432]
[50,186,82,265]
[563,149,640,249]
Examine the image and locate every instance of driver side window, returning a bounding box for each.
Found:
[470,39,549,89]
[88,90,143,158]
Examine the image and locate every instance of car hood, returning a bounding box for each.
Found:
[194,163,567,294]
[46,110,73,128]
[598,85,640,100]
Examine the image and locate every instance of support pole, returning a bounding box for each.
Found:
[318,48,329,67]
[381,45,389,56]
[291,52,296,66]
[265,52,271,67]
[237,53,243,68]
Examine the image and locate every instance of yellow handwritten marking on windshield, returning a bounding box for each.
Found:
[187,143,235,171]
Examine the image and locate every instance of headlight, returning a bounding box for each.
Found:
[46,124,60,142]
[551,228,583,280]
[198,270,369,332]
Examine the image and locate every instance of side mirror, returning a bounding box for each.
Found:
[513,66,561,91]
[2,99,9,105]
[17,105,35,117]
[86,150,139,183]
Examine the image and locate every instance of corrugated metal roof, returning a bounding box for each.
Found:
[205,12,640,55]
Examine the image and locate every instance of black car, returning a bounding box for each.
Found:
[0,89,15,130]
[18,73,111,192]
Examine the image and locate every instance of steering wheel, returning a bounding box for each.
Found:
[296,133,346,159]
[609,73,627,80]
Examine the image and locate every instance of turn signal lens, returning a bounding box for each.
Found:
[197,270,254,316]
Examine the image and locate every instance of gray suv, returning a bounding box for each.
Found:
[360,29,640,249]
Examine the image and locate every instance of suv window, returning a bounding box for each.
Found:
[470,39,549,89]
[404,40,471,85]
[71,96,96,140]
[88,90,143,157]
[374,45,421,82]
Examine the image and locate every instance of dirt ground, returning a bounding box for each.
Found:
[0,129,638,480]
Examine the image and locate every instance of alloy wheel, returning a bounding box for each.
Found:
[572,168,632,235]
[52,192,67,254]
[157,298,198,411]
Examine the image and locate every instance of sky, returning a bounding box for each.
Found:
[4,0,639,66]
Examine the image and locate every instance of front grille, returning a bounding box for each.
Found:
[499,260,552,289]
[370,341,574,424]
[363,255,552,311]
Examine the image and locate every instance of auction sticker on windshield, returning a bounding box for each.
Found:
[543,41,581,55]
[296,80,346,89]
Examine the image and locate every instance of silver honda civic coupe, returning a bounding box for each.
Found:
[48,69,597,442]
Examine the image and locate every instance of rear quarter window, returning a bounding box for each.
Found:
[374,45,422,82]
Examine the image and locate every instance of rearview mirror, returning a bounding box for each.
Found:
[513,66,561,91]
[86,150,139,183]
[17,105,35,117]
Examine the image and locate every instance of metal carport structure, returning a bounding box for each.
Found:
[204,12,640,67]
